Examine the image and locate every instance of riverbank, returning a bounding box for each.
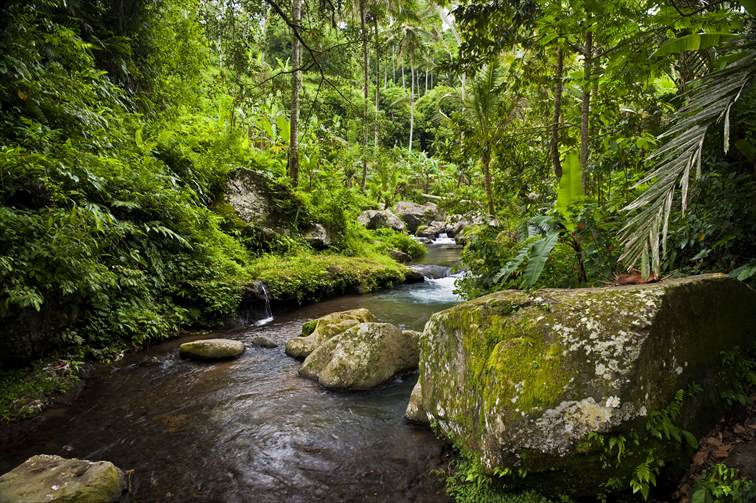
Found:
[0,252,418,424]
[0,247,463,501]
[249,252,413,306]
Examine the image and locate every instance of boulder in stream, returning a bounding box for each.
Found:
[417,274,756,497]
[299,322,419,391]
[405,380,429,424]
[250,336,277,348]
[179,338,245,361]
[0,454,128,503]
[285,308,376,359]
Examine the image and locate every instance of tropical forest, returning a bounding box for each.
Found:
[0,0,755,501]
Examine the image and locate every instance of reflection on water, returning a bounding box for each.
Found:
[0,244,464,502]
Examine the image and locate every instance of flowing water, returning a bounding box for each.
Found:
[0,245,464,502]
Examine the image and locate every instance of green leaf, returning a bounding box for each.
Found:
[654,33,737,57]
[740,0,756,16]
[521,232,560,288]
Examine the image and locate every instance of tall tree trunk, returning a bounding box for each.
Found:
[424,70,428,94]
[373,15,380,148]
[392,45,396,83]
[551,45,564,180]
[580,30,592,192]
[409,52,415,152]
[482,148,494,216]
[401,63,405,88]
[288,0,301,185]
[360,0,369,191]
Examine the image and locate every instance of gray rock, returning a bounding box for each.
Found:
[179,338,245,361]
[416,220,446,239]
[405,380,429,424]
[226,170,272,225]
[357,210,405,232]
[393,201,439,233]
[0,454,128,503]
[250,336,277,349]
[299,322,419,391]
[285,308,376,359]
[418,274,756,497]
[304,223,331,250]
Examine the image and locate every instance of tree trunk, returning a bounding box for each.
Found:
[401,63,405,88]
[551,45,564,180]
[424,70,428,94]
[409,53,415,152]
[373,14,380,148]
[482,149,494,216]
[580,30,592,192]
[360,0,369,191]
[288,0,301,186]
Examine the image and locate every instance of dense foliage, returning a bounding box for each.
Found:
[1,0,755,499]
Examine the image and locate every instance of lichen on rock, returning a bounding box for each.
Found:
[285,308,376,359]
[0,454,128,503]
[418,274,756,496]
[299,322,419,391]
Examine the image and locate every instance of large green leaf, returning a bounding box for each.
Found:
[654,33,737,57]
[555,153,584,230]
[521,232,560,288]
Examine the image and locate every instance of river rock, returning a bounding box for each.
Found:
[250,336,277,348]
[299,322,419,391]
[389,249,412,263]
[416,221,446,239]
[393,201,439,233]
[357,210,405,232]
[0,454,128,503]
[179,338,245,361]
[418,274,756,497]
[285,308,376,359]
[405,380,429,424]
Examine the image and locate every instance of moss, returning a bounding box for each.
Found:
[301,319,318,336]
[0,358,83,423]
[249,252,410,306]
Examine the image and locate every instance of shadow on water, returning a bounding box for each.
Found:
[0,245,464,502]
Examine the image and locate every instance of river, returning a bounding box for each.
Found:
[0,244,464,502]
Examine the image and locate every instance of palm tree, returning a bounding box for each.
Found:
[620,38,755,276]
[390,4,433,153]
[459,60,517,216]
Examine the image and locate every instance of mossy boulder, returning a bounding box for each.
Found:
[299,322,420,391]
[285,308,376,359]
[179,338,245,361]
[0,454,128,502]
[418,274,756,496]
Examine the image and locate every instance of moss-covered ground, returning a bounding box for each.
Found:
[249,252,411,306]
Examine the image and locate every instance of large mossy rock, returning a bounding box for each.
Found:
[179,338,245,361]
[0,455,128,503]
[393,201,439,234]
[299,322,419,391]
[417,274,756,496]
[285,308,376,359]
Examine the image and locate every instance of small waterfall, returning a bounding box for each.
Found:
[254,282,274,326]
[431,233,457,246]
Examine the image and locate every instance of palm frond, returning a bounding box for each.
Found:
[619,49,755,276]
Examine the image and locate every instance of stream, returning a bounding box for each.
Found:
[0,244,464,502]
